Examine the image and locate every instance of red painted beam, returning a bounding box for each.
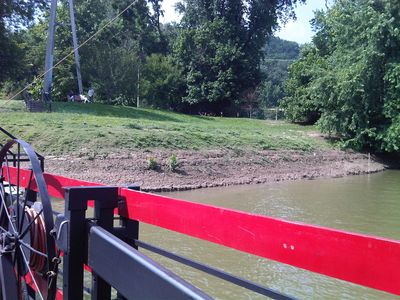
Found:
[3,166,400,295]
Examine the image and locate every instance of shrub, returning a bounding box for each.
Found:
[147,157,159,170]
[168,154,178,172]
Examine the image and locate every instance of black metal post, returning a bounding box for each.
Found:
[25,189,37,203]
[115,185,140,300]
[118,185,140,248]
[0,253,18,300]
[63,187,88,300]
[91,188,118,300]
[63,186,118,300]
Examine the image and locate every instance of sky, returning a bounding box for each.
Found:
[160,0,331,44]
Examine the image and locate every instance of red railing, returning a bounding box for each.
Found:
[4,166,400,296]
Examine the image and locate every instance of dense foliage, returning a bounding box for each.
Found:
[281,0,400,152]
[0,0,46,82]
[174,0,305,114]
[1,0,169,104]
[0,0,304,115]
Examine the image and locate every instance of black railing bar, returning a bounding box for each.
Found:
[134,239,296,300]
[57,269,92,295]
[2,149,45,163]
[0,127,17,139]
[5,156,31,161]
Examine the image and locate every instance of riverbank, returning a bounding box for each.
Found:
[45,149,386,192]
[0,101,388,191]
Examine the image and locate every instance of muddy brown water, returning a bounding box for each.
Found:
[54,170,400,299]
[149,170,400,300]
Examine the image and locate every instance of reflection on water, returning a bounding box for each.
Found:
[52,171,400,299]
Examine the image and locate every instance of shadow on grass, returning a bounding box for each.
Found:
[53,102,183,122]
[190,115,215,121]
[323,135,342,145]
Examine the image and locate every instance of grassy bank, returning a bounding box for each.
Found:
[0,100,330,155]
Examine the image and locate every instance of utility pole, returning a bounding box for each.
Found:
[136,61,140,108]
[137,46,144,108]
[68,0,83,95]
[43,0,84,103]
[43,0,58,99]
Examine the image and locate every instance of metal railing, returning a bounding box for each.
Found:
[4,165,400,299]
[0,126,44,170]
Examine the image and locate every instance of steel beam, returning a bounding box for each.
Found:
[68,0,83,95]
[88,226,212,300]
[43,0,58,98]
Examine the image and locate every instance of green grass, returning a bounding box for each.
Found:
[0,100,330,155]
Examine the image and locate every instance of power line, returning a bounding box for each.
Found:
[2,0,137,106]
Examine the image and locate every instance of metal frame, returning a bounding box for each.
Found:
[0,127,44,170]
[0,139,56,300]
[2,143,400,298]
[56,186,215,300]
[4,164,400,298]
[89,226,212,300]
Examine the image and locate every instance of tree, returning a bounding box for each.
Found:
[0,0,46,84]
[174,0,306,114]
[141,54,185,109]
[282,0,400,152]
[0,1,46,25]
[69,0,166,103]
[174,18,244,113]
[280,44,324,123]
[9,0,168,103]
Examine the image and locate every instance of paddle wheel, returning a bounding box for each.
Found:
[0,138,214,300]
[0,140,58,300]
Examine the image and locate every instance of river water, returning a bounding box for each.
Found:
[137,170,400,299]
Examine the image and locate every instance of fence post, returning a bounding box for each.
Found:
[92,188,118,300]
[62,186,118,300]
[116,185,140,300]
[63,188,89,300]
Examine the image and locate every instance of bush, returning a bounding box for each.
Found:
[168,154,178,172]
[147,157,159,170]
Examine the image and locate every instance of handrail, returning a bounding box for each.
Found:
[3,165,400,296]
[134,239,294,299]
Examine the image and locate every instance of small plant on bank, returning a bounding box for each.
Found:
[147,157,159,170]
[169,154,178,172]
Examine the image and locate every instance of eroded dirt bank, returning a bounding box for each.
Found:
[44,149,387,192]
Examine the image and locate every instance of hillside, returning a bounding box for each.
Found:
[0,101,383,191]
[0,101,327,155]
[264,36,300,60]
[259,37,301,108]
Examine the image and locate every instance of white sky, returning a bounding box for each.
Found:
[160,0,331,44]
